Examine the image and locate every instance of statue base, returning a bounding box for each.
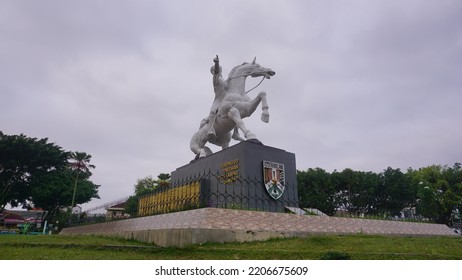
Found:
[170,141,299,212]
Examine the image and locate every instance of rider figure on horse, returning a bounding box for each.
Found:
[200,55,227,140]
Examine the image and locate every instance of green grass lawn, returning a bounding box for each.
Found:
[0,234,461,260]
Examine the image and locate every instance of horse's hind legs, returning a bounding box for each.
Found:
[228,107,257,140]
[232,127,245,141]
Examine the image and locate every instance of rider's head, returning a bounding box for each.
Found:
[210,65,222,75]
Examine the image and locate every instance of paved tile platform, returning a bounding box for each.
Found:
[60,208,457,247]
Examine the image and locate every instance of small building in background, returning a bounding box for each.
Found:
[105,201,128,221]
[0,209,45,231]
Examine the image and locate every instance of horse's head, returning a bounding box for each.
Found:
[228,57,276,80]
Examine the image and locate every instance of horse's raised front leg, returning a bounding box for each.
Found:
[259,91,269,123]
[244,91,269,123]
[228,107,256,140]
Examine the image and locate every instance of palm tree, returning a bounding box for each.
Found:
[156,173,171,188]
[68,152,95,223]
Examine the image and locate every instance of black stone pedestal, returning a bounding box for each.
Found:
[171,141,299,212]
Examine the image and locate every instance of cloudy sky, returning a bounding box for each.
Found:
[1,0,461,211]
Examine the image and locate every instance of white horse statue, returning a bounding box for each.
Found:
[190,56,275,159]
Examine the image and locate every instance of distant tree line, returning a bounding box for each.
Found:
[0,132,99,224]
[297,164,462,226]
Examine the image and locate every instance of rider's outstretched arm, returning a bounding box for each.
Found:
[213,55,227,90]
[213,55,220,74]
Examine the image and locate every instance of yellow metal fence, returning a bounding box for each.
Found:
[138,181,201,216]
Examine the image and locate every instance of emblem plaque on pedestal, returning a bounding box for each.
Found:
[263,160,285,200]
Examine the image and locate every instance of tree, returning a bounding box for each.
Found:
[353,171,380,215]
[124,195,139,217]
[68,152,95,223]
[297,168,337,215]
[411,164,462,225]
[134,176,158,197]
[0,132,99,224]
[29,168,99,223]
[68,152,95,209]
[0,132,69,210]
[124,173,171,216]
[156,173,171,188]
[376,167,414,216]
[333,169,364,214]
